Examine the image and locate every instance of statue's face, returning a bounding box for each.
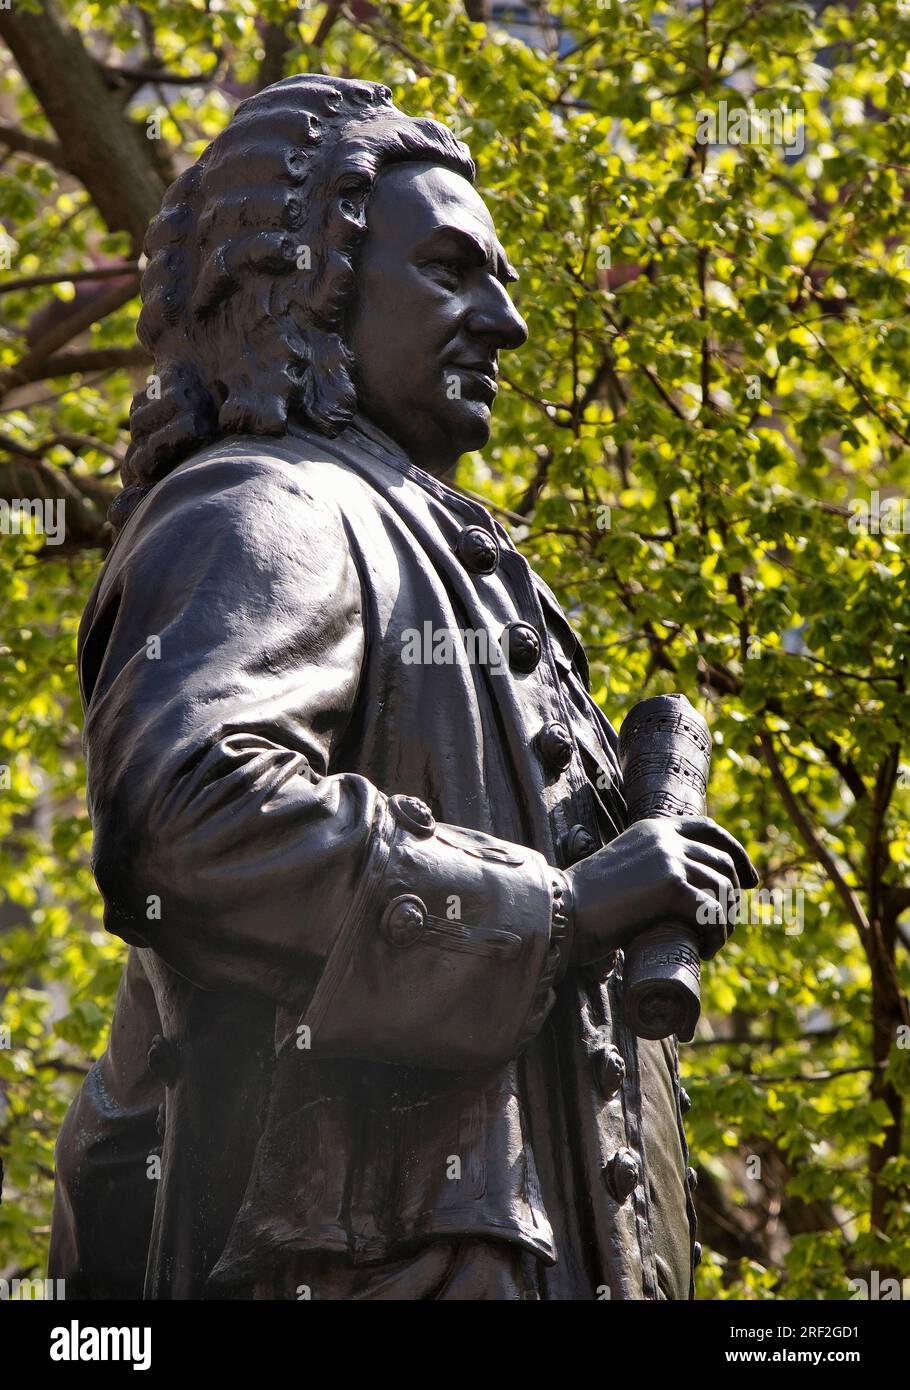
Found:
[345,161,528,475]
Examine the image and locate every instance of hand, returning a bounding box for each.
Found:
[567,816,759,967]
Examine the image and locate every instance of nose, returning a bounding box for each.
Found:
[465,276,528,351]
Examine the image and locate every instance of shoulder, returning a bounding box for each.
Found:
[133,433,352,525]
[118,432,364,550]
[94,434,366,612]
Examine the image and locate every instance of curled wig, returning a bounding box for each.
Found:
[116,75,475,530]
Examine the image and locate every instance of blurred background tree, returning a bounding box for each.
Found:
[0,0,908,1299]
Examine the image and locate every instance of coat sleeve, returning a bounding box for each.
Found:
[81,445,570,1071]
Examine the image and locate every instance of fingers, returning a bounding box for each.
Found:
[682,863,737,959]
[689,898,727,960]
[676,816,759,888]
[685,839,740,894]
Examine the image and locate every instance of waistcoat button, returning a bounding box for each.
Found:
[605,1147,640,1203]
[147,1034,179,1085]
[558,823,597,866]
[595,1045,626,1098]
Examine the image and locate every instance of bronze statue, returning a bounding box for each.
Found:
[49,75,756,1300]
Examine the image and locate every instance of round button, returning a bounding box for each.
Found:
[594,1044,626,1099]
[693,1241,703,1268]
[558,824,597,866]
[147,1034,179,1085]
[504,622,541,674]
[605,1147,640,1204]
[389,794,435,838]
[537,721,573,772]
[679,1087,692,1114]
[381,894,427,948]
[455,525,500,575]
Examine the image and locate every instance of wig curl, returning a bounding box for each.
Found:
[117,75,475,530]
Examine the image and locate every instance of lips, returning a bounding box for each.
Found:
[450,362,498,398]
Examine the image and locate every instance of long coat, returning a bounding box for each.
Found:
[49,416,697,1300]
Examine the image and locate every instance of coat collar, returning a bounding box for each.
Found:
[286,412,512,546]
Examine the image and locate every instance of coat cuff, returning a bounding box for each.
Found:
[292,794,571,1070]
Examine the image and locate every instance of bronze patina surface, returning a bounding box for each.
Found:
[50,76,755,1301]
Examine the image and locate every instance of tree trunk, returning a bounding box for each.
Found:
[868,905,904,1245]
[0,0,168,249]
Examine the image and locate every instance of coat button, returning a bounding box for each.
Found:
[594,1044,626,1098]
[147,1034,179,1085]
[389,794,435,838]
[558,824,597,866]
[455,525,500,575]
[679,1087,692,1114]
[687,1166,698,1191]
[605,1147,640,1203]
[536,721,573,772]
[504,622,541,673]
[693,1241,703,1268]
[381,894,427,948]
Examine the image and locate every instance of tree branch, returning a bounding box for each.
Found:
[758,729,870,938]
[1,345,147,391]
[0,277,140,400]
[0,121,71,171]
[0,263,140,297]
[100,55,222,88]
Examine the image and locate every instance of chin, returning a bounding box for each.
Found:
[447,399,493,455]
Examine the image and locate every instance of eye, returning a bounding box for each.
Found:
[422,258,465,290]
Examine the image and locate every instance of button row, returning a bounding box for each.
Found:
[594,1055,694,1212]
[452,526,545,675]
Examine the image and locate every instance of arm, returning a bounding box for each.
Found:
[81,446,567,1071]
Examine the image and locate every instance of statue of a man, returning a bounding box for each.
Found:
[50,75,755,1300]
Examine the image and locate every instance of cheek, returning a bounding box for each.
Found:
[381,311,448,376]
[387,267,461,336]
[351,266,458,379]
